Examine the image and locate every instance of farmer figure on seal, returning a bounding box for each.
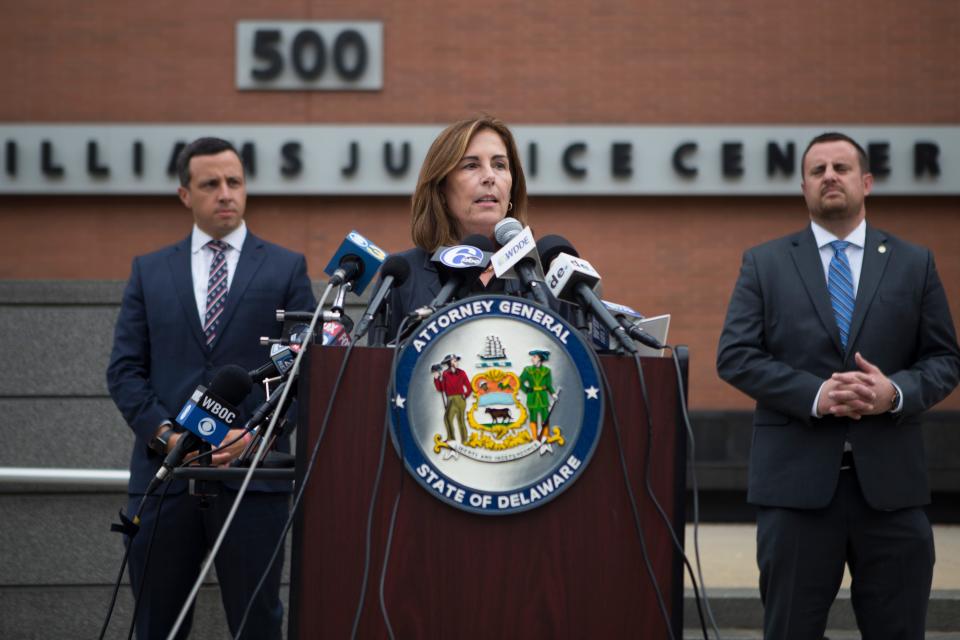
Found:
[433,353,472,442]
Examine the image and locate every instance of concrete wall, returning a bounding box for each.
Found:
[0,280,365,639]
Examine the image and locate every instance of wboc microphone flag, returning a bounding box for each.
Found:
[175,386,239,447]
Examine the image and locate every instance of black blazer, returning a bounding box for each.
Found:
[717,224,960,510]
[106,232,316,494]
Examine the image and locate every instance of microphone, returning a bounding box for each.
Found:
[234,377,297,467]
[408,234,494,320]
[492,218,551,307]
[604,300,665,350]
[539,235,638,355]
[590,300,666,352]
[261,317,352,347]
[617,316,666,350]
[243,379,291,432]
[322,230,387,295]
[249,344,296,384]
[145,365,253,495]
[353,254,412,340]
[321,318,351,346]
[321,278,354,346]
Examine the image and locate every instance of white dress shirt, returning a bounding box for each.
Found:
[809,219,902,418]
[190,222,247,323]
[811,218,866,298]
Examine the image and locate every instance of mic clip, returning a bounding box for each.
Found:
[407,305,436,322]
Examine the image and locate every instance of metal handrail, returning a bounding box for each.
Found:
[0,466,294,487]
[0,467,129,488]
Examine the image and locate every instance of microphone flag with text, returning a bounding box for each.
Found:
[538,235,639,354]
[145,365,253,495]
[249,344,296,384]
[492,218,551,307]
[408,234,494,322]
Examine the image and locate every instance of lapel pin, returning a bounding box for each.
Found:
[878,245,887,254]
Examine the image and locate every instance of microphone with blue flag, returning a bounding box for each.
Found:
[145,365,253,495]
[323,230,386,295]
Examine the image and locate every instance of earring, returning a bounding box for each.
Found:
[507,202,514,212]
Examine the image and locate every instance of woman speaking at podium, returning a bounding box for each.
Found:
[384,115,535,339]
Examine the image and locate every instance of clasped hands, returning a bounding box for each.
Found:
[171,428,253,466]
[817,352,897,420]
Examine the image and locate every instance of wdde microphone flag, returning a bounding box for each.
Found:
[175,386,240,447]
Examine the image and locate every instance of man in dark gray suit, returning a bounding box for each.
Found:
[107,137,315,638]
[717,132,960,639]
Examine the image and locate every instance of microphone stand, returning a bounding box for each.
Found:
[164,281,338,640]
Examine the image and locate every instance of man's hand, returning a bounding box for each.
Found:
[818,376,868,419]
[210,429,252,467]
[822,352,897,418]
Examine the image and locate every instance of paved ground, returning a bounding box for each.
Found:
[684,524,960,591]
[682,524,960,638]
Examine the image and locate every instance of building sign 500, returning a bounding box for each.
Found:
[235,21,383,91]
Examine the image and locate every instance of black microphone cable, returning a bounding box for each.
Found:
[234,283,360,639]
[350,314,415,640]
[667,347,722,639]
[103,363,252,639]
[124,479,176,640]
[594,352,676,640]
[98,476,174,640]
[104,425,249,637]
[172,283,334,640]
[629,347,718,640]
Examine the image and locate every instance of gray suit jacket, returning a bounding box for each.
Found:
[717,224,959,510]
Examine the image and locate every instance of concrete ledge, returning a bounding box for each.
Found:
[0,280,125,305]
[0,584,290,640]
[690,410,960,493]
[684,588,960,633]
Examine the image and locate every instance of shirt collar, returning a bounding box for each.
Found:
[810,218,866,250]
[191,222,247,255]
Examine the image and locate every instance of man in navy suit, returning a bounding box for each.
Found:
[107,137,316,639]
[717,132,959,639]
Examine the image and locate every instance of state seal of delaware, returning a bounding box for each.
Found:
[391,295,604,514]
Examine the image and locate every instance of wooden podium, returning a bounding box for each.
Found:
[291,346,687,638]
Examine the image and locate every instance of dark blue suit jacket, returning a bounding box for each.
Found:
[717,224,960,510]
[107,231,316,494]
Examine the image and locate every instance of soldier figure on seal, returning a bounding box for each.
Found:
[520,349,557,441]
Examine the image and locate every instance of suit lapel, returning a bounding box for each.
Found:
[790,227,845,356]
[846,224,889,353]
[422,250,441,297]
[212,232,266,347]
[168,236,208,350]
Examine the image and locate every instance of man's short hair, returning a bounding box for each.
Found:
[801,132,870,177]
[176,137,241,187]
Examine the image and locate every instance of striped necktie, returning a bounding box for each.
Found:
[827,240,855,349]
[203,239,229,347]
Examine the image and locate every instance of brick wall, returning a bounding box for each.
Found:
[1,0,958,410]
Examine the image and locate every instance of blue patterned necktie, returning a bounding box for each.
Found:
[827,240,855,349]
[203,240,229,347]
